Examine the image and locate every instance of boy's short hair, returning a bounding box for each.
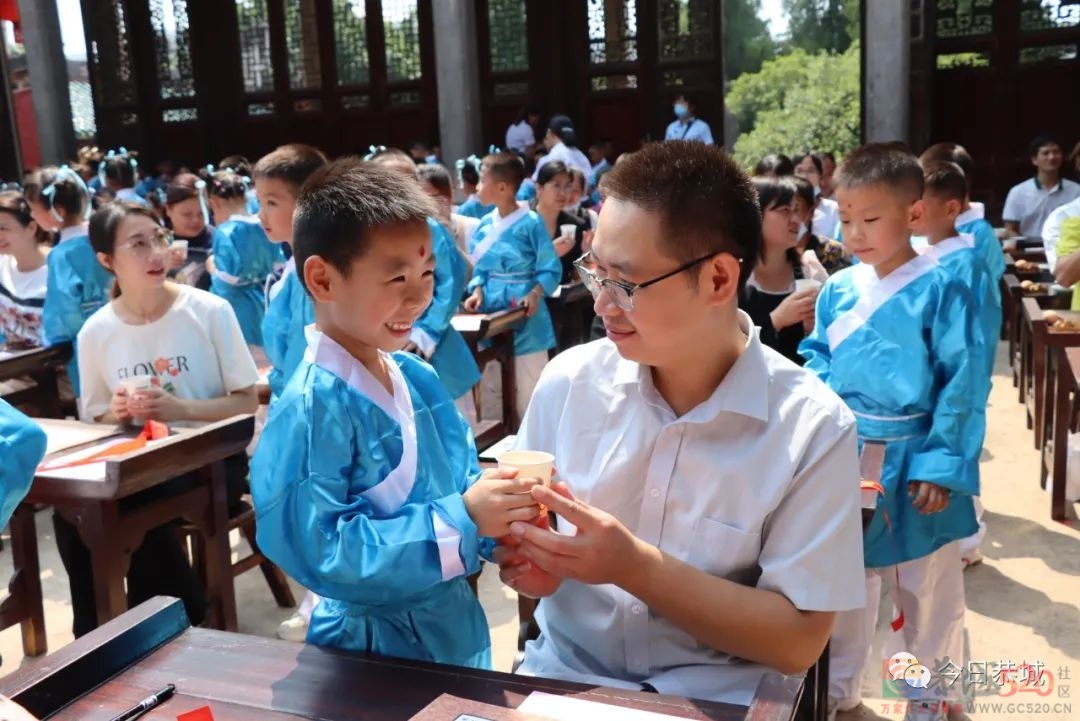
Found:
[920,142,974,194]
[292,158,438,295]
[834,143,924,203]
[921,160,967,204]
[368,147,418,176]
[253,143,328,193]
[1029,133,1061,158]
[482,152,526,191]
[599,140,760,277]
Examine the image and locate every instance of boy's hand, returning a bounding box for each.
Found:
[493,544,562,598]
[908,481,949,514]
[463,289,484,313]
[521,287,543,318]
[463,468,542,537]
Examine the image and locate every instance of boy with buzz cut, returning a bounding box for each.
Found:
[800,145,986,721]
[253,143,329,400]
[251,159,543,669]
[464,151,562,421]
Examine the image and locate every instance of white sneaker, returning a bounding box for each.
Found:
[903,701,947,721]
[961,548,984,568]
[276,612,309,642]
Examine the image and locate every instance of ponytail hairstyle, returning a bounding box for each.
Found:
[456,155,482,188]
[217,154,252,179]
[548,115,579,149]
[0,190,51,245]
[89,201,165,299]
[100,147,139,189]
[23,165,91,224]
[206,168,249,201]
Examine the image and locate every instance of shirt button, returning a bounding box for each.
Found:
[649,489,660,499]
[632,603,644,615]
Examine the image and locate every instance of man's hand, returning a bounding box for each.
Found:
[510,483,646,586]
[493,544,562,598]
[908,481,950,514]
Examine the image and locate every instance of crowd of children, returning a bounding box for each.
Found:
[2,122,1079,721]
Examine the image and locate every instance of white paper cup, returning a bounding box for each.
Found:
[498,450,555,485]
[560,224,576,239]
[1002,238,1019,252]
[794,279,822,293]
[170,239,189,262]
[120,375,155,396]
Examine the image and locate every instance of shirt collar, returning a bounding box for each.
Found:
[955,205,983,226]
[1034,176,1064,193]
[611,309,769,424]
[58,223,90,243]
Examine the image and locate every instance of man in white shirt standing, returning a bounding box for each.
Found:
[496,141,866,706]
[506,105,541,157]
[1002,134,1080,238]
[664,94,714,145]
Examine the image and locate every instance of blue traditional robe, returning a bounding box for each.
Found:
[456,194,494,220]
[800,255,984,567]
[251,329,491,668]
[261,257,315,399]
[0,400,46,529]
[209,215,281,347]
[412,219,480,400]
[43,226,112,397]
[466,208,561,356]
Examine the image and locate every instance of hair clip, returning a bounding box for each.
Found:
[43,164,91,222]
[363,145,388,161]
[488,145,502,155]
[0,181,22,192]
[195,179,210,226]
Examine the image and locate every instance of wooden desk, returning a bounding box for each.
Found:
[0,598,803,721]
[1021,303,1080,451]
[452,308,527,450]
[1004,277,1065,383]
[0,343,71,418]
[1041,346,1080,523]
[5,416,254,651]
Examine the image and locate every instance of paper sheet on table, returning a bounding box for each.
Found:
[37,435,166,481]
[517,693,689,721]
[35,419,123,456]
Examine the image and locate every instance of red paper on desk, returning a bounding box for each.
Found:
[177,706,215,721]
[37,421,170,471]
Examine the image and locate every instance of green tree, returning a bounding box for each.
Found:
[728,42,861,169]
[723,0,776,80]
[781,0,859,54]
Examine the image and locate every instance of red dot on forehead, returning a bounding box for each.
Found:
[419,245,426,257]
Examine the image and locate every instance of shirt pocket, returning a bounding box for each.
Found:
[688,517,762,586]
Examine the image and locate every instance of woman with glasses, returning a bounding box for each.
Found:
[739,176,827,366]
[53,201,259,638]
[534,162,591,349]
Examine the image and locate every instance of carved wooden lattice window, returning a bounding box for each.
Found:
[935,0,995,38]
[87,0,138,106]
[149,0,195,100]
[1020,0,1080,31]
[658,0,714,60]
[334,0,370,86]
[587,0,638,64]
[488,0,528,72]
[235,0,274,93]
[382,0,422,84]
[285,0,322,89]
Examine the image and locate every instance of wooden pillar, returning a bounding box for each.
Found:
[16,0,76,163]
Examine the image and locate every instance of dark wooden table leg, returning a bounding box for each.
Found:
[1051,349,1070,521]
[7,505,46,657]
[80,502,131,628]
[1033,334,1048,450]
[497,334,519,432]
[202,461,238,631]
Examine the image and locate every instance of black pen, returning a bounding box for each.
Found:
[108,684,176,721]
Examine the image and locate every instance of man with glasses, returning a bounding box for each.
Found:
[495,141,866,706]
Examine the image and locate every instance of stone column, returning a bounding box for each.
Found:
[864,0,910,144]
[16,0,77,164]
[432,0,482,191]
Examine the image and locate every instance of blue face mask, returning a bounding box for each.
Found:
[673,103,690,119]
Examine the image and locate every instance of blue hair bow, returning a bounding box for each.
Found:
[195,179,210,226]
[363,145,388,161]
[43,164,91,222]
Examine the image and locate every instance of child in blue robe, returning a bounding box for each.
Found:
[0,400,46,529]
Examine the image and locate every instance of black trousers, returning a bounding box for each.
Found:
[52,454,248,638]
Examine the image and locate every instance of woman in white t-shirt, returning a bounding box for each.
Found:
[0,191,49,348]
[54,201,259,638]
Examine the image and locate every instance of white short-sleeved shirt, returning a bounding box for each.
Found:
[505,120,536,155]
[664,117,714,145]
[515,310,866,705]
[0,255,48,347]
[813,197,841,240]
[1042,196,1080,271]
[533,142,593,180]
[77,285,259,421]
[1002,177,1080,237]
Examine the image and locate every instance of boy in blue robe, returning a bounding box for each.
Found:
[0,400,46,529]
[464,152,562,421]
[251,159,541,668]
[25,166,111,398]
[253,144,328,399]
[913,161,999,570]
[799,145,985,721]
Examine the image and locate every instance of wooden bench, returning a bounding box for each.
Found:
[0,342,72,419]
[1018,296,1072,447]
[1041,345,1080,523]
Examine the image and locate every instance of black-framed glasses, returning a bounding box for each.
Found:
[573,251,732,311]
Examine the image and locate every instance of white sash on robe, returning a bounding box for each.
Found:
[469,207,528,264]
